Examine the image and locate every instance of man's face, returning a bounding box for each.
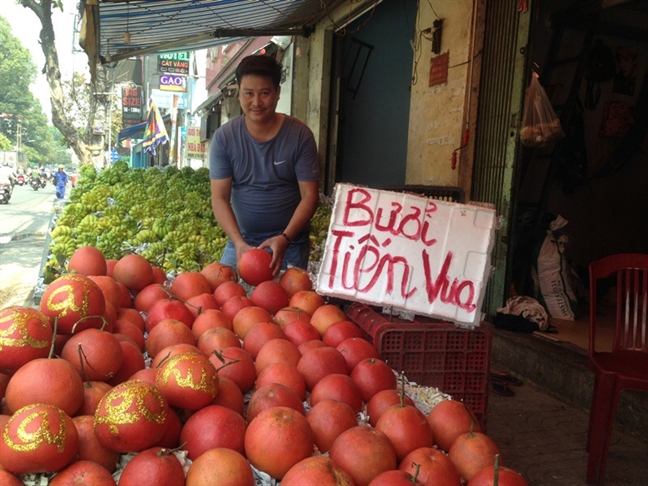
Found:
[238,74,280,124]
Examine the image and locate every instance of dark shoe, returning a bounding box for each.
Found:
[491,372,523,387]
[491,381,515,397]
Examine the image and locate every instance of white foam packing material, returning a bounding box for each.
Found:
[316,183,497,328]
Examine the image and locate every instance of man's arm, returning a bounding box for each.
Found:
[259,179,320,275]
[210,178,254,263]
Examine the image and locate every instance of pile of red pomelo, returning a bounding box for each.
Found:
[0,245,528,485]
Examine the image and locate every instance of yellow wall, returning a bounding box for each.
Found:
[406,1,479,189]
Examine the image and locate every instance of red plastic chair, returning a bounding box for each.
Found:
[586,253,648,484]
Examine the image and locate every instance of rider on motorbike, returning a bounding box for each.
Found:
[30,167,41,183]
[0,162,16,188]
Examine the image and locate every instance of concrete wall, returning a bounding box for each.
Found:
[406,1,477,188]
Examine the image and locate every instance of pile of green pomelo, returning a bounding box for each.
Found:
[0,244,529,484]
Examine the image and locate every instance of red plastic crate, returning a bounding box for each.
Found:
[346,302,491,429]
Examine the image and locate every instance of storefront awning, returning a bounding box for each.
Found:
[193,93,222,116]
[81,0,338,72]
[117,114,171,142]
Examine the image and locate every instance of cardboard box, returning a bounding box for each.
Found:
[316,184,497,328]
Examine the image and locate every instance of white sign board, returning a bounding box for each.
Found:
[316,184,497,328]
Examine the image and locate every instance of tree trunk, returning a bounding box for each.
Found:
[21,0,93,165]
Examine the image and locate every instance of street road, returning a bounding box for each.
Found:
[0,181,58,308]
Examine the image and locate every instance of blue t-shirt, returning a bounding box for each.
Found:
[209,115,319,240]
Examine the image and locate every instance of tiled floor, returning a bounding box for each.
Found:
[487,378,648,485]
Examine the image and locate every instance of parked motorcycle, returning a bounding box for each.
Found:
[30,177,41,191]
[0,182,10,204]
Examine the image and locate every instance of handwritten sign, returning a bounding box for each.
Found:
[316,184,497,328]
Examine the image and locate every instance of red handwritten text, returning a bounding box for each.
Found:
[343,187,438,245]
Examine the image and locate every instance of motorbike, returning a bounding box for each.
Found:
[30,176,41,191]
[0,182,10,204]
[16,174,25,186]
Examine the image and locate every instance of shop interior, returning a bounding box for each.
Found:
[512,0,647,353]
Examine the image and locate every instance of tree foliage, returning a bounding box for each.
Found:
[60,66,123,151]
[0,16,36,122]
[0,133,13,150]
[0,15,55,165]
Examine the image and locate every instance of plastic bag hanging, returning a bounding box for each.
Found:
[519,72,565,148]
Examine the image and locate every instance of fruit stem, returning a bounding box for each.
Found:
[157,441,187,456]
[78,343,114,379]
[48,317,58,359]
[70,315,108,334]
[155,351,172,368]
[411,462,422,483]
[399,370,406,407]
[494,454,500,486]
[161,287,202,315]
[210,350,241,371]
[463,400,476,437]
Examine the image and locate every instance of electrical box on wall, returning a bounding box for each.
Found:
[432,18,444,54]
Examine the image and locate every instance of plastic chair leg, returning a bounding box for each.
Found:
[586,372,603,452]
[586,373,617,485]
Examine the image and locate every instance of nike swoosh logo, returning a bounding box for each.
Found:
[273,160,286,165]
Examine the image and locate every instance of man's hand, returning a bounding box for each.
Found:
[258,235,290,277]
[235,242,257,267]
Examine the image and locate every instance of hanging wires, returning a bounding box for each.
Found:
[426,0,440,19]
[451,0,479,170]
[411,0,440,86]
[321,0,381,37]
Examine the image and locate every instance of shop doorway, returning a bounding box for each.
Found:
[477,0,648,351]
[514,0,648,350]
[327,0,417,191]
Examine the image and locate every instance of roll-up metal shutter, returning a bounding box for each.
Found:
[472,0,532,317]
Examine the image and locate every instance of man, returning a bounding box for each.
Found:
[52,165,68,199]
[209,55,320,276]
[30,166,41,182]
[0,162,16,188]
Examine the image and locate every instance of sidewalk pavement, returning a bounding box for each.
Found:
[487,374,648,485]
[0,199,55,308]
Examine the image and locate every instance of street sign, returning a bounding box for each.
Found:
[110,149,120,163]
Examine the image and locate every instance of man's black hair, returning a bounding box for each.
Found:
[236,55,282,89]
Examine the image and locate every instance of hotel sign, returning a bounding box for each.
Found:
[158,52,190,75]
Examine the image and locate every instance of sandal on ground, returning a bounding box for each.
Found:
[491,381,515,397]
[490,372,523,387]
